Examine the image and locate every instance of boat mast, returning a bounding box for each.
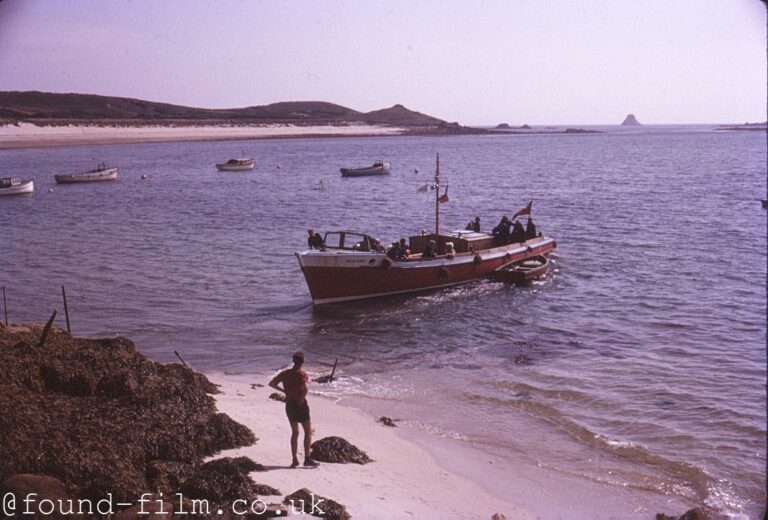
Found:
[434,153,440,236]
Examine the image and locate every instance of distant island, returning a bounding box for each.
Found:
[495,123,531,130]
[621,114,641,126]
[716,122,767,132]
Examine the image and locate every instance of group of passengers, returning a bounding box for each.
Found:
[491,216,537,245]
[387,238,411,260]
[464,216,481,232]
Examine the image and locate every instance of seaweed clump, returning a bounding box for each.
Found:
[310,436,371,465]
[0,324,255,502]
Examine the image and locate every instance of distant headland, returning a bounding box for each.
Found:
[621,114,641,126]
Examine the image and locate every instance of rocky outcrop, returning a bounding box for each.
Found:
[310,436,372,464]
[0,325,255,503]
[621,114,641,125]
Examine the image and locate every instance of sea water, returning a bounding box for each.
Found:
[1,127,765,518]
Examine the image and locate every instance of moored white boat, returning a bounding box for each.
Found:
[340,161,390,177]
[216,158,255,171]
[55,164,118,184]
[0,177,34,196]
[297,155,556,304]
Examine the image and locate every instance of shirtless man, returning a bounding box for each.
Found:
[269,352,318,468]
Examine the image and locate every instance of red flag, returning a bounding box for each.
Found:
[513,200,532,218]
[438,188,449,203]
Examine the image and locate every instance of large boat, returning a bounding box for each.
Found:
[55,164,118,184]
[0,177,34,196]
[340,161,390,177]
[296,155,557,304]
[216,158,255,171]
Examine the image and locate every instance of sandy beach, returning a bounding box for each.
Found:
[0,122,408,149]
[211,374,695,520]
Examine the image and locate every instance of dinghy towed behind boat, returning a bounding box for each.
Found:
[493,255,549,285]
[0,177,34,196]
[296,154,556,304]
[54,164,118,184]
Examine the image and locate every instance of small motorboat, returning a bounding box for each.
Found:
[216,158,255,171]
[340,161,391,177]
[55,163,118,184]
[493,255,549,285]
[0,177,34,196]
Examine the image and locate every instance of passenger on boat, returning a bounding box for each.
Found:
[387,242,399,259]
[511,220,526,243]
[307,229,325,249]
[372,238,386,253]
[465,221,474,231]
[422,240,437,258]
[445,242,456,259]
[492,216,511,244]
[525,218,537,239]
[472,216,481,232]
[397,238,409,260]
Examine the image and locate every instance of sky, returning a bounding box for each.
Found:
[0,0,765,125]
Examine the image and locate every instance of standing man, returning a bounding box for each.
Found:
[269,352,318,468]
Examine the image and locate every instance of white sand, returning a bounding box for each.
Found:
[0,122,407,149]
[211,374,696,520]
[211,374,533,520]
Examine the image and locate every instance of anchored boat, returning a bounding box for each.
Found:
[55,164,118,184]
[216,158,255,171]
[296,155,556,304]
[340,161,390,177]
[0,177,34,196]
[493,255,549,285]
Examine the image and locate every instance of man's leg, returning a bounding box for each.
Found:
[301,420,317,466]
[290,421,300,467]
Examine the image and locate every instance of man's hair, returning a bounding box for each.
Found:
[292,351,305,366]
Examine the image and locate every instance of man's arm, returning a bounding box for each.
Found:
[268,372,285,394]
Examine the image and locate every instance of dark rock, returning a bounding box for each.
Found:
[269,392,286,402]
[621,113,641,126]
[310,436,372,464]
[284,488,350,520]
[0,474,70,519]
[514,354,531,365]
[655,508,707,520]
[0,326,255,502]
[495,123,511,129]
[181,457,264,503]
[378,416,396,427]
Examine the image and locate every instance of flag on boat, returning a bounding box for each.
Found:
[417,183,429,193]
[513,200,532,218]
[438,187,449,204]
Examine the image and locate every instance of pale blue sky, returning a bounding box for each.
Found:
[0,0,765,125]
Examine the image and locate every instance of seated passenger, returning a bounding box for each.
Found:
[397,238,409,260]
[387,242,399,259]
[422,240,437,258]
[307,229,325,249]
[445,242,455,259]
[492,216,511,244]
[472,216,481,232]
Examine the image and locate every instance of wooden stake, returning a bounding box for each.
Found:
[37,310,57,348]
[329,358,338,380]
[2,287,7,326]
[174,350,189,367]
[61,285,71,333]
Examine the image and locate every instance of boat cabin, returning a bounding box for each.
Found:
[322,231,378,252]
[409,230,496,255]
[0,177,23,187]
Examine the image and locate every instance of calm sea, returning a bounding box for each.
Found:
[2,127,765,519]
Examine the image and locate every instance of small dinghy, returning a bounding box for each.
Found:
[493,255,549,285]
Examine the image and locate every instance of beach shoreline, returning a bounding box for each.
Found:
[210,373,696,520]
[0,122,411,149]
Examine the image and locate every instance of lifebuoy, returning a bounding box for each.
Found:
[504,252,512,260]
[473,254,482,264]
[381,258,392,269]
[438,267,450,278]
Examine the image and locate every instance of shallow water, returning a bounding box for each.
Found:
[2,127,765,518]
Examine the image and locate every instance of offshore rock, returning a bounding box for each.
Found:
[310,436,372,464]
[621,113,641,125]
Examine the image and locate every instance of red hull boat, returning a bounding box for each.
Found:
[295,155,557,304]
